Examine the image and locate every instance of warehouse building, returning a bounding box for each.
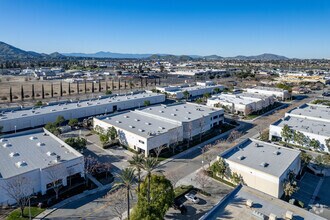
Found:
[0,92,165,133]
[219,139,301,198]
[0,128,84,205]
[207,93,275,116]
[246,86,291,100]
[285,103,330,123]
[94,103,224,156]
[156,81,224,100]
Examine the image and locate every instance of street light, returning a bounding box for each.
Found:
[28,196,37,220]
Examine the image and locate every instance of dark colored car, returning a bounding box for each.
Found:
[322,92,330,97]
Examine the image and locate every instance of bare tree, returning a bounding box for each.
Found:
[46,164,68,200]
[105,187,128,220]
[1,176,31,217]
[226,130,242,143]
[84,155,100,186]
[154,145,167,158]
[193,169,210,190]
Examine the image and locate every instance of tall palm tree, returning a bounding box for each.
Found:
[128,154,144,193]
[115,168,136,220]
[142,157,159,206]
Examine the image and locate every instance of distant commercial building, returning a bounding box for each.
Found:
[0,128,84,205]
[94,103,224,156]
[156,81,224,99]
[246,86,291,100]
[0,92,165,133]
[207,93,275,116]
[201,185,325,220]
[278,74,329,84]
[269,104,330,152]
[219,139,301,198]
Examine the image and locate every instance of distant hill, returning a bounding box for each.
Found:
[0,41,66,60]
[0,41,291,61]
[227,53,289,61]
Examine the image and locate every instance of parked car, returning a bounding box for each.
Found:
[322,92,330,97]
[185,193,199,203]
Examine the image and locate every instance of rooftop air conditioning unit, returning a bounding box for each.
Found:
[269,213,277,220]
[246,199,253,208]
[285,211,293,220]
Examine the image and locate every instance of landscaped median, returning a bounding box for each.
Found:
[6,207,45,220]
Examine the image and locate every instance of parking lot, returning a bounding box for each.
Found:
[165,178,232,220]
[292,172,330,219]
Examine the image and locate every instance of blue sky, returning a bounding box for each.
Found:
[0,0,329,58]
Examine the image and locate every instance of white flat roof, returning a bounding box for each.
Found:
[138,102,223,122]
[0,129,82,179]
[99,111,180,138]
[287,104,330,122]
[221,139,300,178]
[0,92,163,121]
[248,86,288,92]
[209,94,257,105]
[273,116,330,137]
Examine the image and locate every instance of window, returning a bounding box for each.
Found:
[213,115,218,119]
[139,140,145,144]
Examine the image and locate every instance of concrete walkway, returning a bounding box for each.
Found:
[309,177,324,205]
[34,182,113,219]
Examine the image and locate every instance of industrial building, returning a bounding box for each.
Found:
[0,92,165,133]
[156,81,224,100]
[201,185,325,220]
[269,104,330,152]
[94,103,224,156]
[207,93,275,116]
[246,86,291,100]
[0,128,84,205]
[219,139,301,198]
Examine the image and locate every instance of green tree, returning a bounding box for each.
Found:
[54,115,65,127]
[44,123,61,136]
[99,134,109,146]
[283,180,298,200]
[183,90,190,100]
[129,154,145,193]
[195,98,203,104]
[281,124,293,146]
[68,118,79,127]
[105,90,112,95]
[203,92,211,100]
[293,131,306,147]
[144,100,151,106]
[300,152,312,175]
[131,174,174,220]
[107,126,118,141]
[309,139,320,150]
[142,157,159,210]
[34,100,43,107]
[213,87,220,94]
[210,158,227,178]
[230,172,242,185]
[65,137,87,152]
[115,168,136,220]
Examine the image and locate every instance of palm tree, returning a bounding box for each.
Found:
[128,154,144,193]
[142,157,159,207]
[115,168,136,220]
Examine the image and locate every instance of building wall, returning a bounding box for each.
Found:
[1,94,165,132]
[269,124,329,152]
[224,160,281,198]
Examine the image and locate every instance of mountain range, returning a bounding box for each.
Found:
[0,41,290,61]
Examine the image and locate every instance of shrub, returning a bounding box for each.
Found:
[1,96,7,100]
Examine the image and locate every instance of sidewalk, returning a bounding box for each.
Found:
[157,123,242,168]
[34,182,113,219]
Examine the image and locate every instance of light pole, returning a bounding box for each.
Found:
[28,196,37,220]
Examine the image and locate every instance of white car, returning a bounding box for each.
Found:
[185,193,199,203]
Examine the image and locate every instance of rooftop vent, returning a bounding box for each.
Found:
[3,143,12,147]
[37,142,45,147]
[273,151,281,155]
[16,161,27,167]
[46,151,56,156]
[56,155,61,162]
[129,125,135,128]
[159,127,165,130]
[285,211,293,220]
[138,129,145,132]
[29,136,38,140]
[159,110,164,113]
[237,155,246,160]
[260,162,269,167]
[0,138,8,142]
[124,115,129,118]
[145,122,151,125]
[9,152,20,157]
[21,113,27,116]
[246,199,253,208]
[51,109,56,112]
[116,120,121,123]
[135,119,140,122]
[171,113,177,116]
[269,213,277,220]
[255,143,263,147]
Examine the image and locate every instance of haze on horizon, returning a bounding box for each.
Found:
[0,0,329,59]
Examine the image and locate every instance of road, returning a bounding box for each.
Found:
[45,93,319,219]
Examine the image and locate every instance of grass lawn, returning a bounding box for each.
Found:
[6,207,45,220]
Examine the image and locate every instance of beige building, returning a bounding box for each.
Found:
[219,139,301,198]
